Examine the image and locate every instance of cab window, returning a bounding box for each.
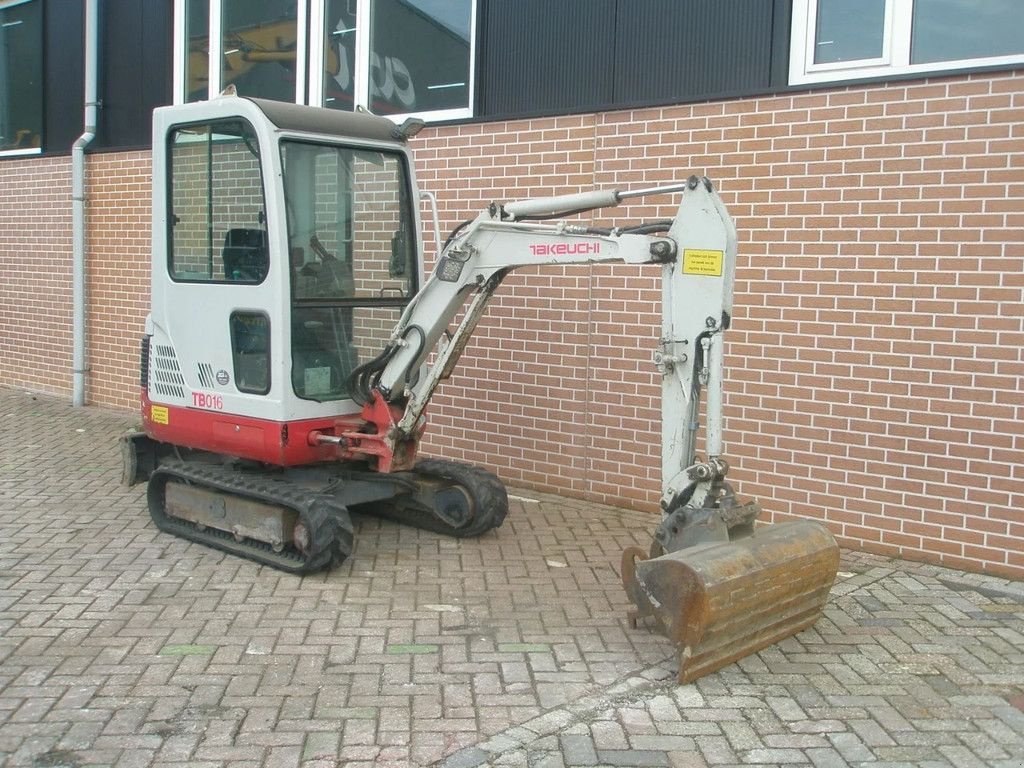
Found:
[230,312,270,394]
[169,119,268,283]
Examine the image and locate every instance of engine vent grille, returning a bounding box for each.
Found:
[151,344,186,399]
[197,363,215,389]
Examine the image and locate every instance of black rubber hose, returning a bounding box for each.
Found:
[346,324,427,406]
[443,219,475,250]
[621,220,673,234]
[347,345,398,405]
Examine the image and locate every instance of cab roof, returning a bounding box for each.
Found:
[248,97,405,145]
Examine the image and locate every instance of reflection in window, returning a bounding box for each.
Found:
[169,120,268,283]
[368,0,472,115]
[221,0,298,102]
[323,0,357,110]
[179,1,476,118]
[911,0,1023,65]
[814,0,885,64]
[185,0,210,102]
[0,0,42,153]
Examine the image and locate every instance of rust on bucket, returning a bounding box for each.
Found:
[622,519,840,683]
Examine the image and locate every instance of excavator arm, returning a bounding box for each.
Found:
[346,176,839,683]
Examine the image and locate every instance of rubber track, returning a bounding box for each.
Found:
[360,459,508,538]
[148,459,354,575]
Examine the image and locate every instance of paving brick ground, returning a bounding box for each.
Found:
[1,386,1022,768]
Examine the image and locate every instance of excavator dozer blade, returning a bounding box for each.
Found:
[622,520,839,683]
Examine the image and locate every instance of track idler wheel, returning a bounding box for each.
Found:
[622,520,839,683]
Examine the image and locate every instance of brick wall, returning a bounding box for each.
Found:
[1,70,1020,577]
[413,70,1024,579]
[0,152,149,406]
[85,151,151,409]
[0,156,74,396]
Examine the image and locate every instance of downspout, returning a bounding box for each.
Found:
[72,0,99,406]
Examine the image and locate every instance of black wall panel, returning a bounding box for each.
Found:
[44,0,85,153]
[612,0,774,103]
[42,0,172,154]
[770,0,793,89]
[478,0,616,116]
[97,0,173,150]
[477,0,785,119]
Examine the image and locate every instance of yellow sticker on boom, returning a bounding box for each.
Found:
[151,405,169,425]
[682,249,724,276]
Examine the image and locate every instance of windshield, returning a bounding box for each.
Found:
[281,141,416,301]
[281,140,417,401]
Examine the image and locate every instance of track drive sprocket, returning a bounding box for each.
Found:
[353,458,508,537]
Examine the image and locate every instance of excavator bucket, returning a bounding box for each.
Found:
[622,520,839,683]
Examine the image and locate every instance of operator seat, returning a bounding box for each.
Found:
[222,228,268,282]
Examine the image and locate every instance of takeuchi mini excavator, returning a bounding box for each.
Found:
[122,94,840,682]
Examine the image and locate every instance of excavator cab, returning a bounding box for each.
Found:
[143,95,422,465]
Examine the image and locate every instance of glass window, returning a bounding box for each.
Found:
[813,0,885,64]
[322,0,357,110]
[367,0,473,115]
[185,0,210,102]
[281,141,415,301]
[281,140,416,401]
[178,1,476,119]
[169,119,268,283]
[911,0,1024,65]
[221,0,298,103]
[791,0,1024,84]
[230,311,271,394]
[0,0,42,154]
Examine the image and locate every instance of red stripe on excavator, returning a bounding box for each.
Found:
[140,391,367,467]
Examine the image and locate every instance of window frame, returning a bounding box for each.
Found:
[790,0,1024,85]
[279,136,420,403]
[0,0,42,157]
[309,0,477,122]
[175,0,476,122]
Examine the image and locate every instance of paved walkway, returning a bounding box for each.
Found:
[1,387,1022,768]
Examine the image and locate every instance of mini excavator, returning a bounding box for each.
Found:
[123,94,839,682]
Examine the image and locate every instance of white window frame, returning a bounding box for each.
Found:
[309,0,476,122]
[0,0,42,157]
[790,0,1024,85]
[176,0,476,122]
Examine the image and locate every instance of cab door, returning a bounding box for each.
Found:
[148,117,279,424]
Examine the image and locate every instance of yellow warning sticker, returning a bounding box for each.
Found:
[151,405,169,425]
[682,249,724,276]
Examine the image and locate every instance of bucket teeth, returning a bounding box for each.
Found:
[623,520,840,683]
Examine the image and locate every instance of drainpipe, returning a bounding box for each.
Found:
[72,0,99,406]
